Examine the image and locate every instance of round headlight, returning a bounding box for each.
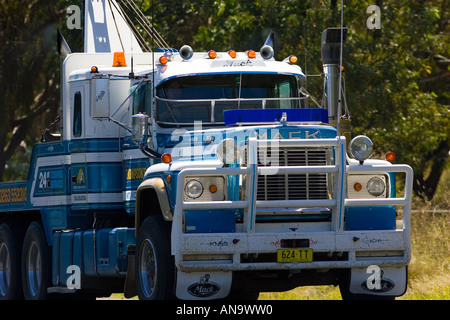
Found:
[216,139,240,164]
[348,135,373,161]
[185,179,204,199]
[367,177,385,196]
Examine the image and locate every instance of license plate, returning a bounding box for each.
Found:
[277,249,313,263]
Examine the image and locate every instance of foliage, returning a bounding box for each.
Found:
[140,0,449,200]
[0,1,65,180]
[0,0,448,200]
[341,1,449,200]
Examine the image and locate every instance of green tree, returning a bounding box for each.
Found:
[0,0,83,181]
[0,1,63,180]
[1,0,448,201]
[341,0,449,200]
[143,0,448,200]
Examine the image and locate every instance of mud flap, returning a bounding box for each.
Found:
[175,270,232,300]
[349,266,407,297]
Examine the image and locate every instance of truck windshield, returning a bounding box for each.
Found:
[156,73,303,126]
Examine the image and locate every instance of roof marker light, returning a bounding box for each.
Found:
[208,50,217,59]
[282,55,298,64]
[159,55,168,65]
[289,55,298,64]
[228,50,237,58]
[247,50,256,59]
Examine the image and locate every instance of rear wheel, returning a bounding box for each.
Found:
[0,223,24,300]
[21,222,51,300]
[135,215,175,300]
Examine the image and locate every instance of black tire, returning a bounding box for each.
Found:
[21,222,52,300]
[135,215,175,300]
[0,223,24,300]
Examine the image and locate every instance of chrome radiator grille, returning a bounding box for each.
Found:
[256,148,330,201]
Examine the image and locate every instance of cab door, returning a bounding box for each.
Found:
[69,85,88,209]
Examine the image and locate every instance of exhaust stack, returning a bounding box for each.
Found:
[321,28,348,123]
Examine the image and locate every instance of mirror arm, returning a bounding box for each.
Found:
[139,143,161,159]
[106,117,132,133]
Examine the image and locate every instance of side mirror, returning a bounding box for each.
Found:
[131,113,160,159]
[131,113,149,144]
[90,78,110,118]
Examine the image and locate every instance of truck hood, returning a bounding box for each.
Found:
[155,119,336,161]
[145,122,336,175]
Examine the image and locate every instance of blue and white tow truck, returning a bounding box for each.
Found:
[0,0,413,300]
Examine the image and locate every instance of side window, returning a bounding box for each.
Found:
[276,81,292,109]
[73,91,82,137]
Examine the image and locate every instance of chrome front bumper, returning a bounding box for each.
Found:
[171,137,413,272]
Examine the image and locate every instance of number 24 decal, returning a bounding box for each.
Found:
[38,171,51,190]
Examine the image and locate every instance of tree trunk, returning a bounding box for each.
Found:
[413,139,449,201]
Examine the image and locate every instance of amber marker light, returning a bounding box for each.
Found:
[354,182,363,192]
[208,50,217,59]
[289,55,298,64]
[159,56,168,65]
[166,174,172,184]
[385,151,396,162]
[91,66,99,73]
[228,50,237,58]
[161,153,172,164]
[209,185,218,193]
[112,52,127,67]
[247,50,256,58]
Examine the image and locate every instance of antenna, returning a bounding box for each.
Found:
[129,29,134,78]
[151,0,155,119]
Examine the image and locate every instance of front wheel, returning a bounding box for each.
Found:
[135,215,176,300]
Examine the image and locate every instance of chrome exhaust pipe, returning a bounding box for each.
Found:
[321,28,348,122]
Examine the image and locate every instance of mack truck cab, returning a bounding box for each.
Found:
[128,37,413,300]
[0,0,413,300]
